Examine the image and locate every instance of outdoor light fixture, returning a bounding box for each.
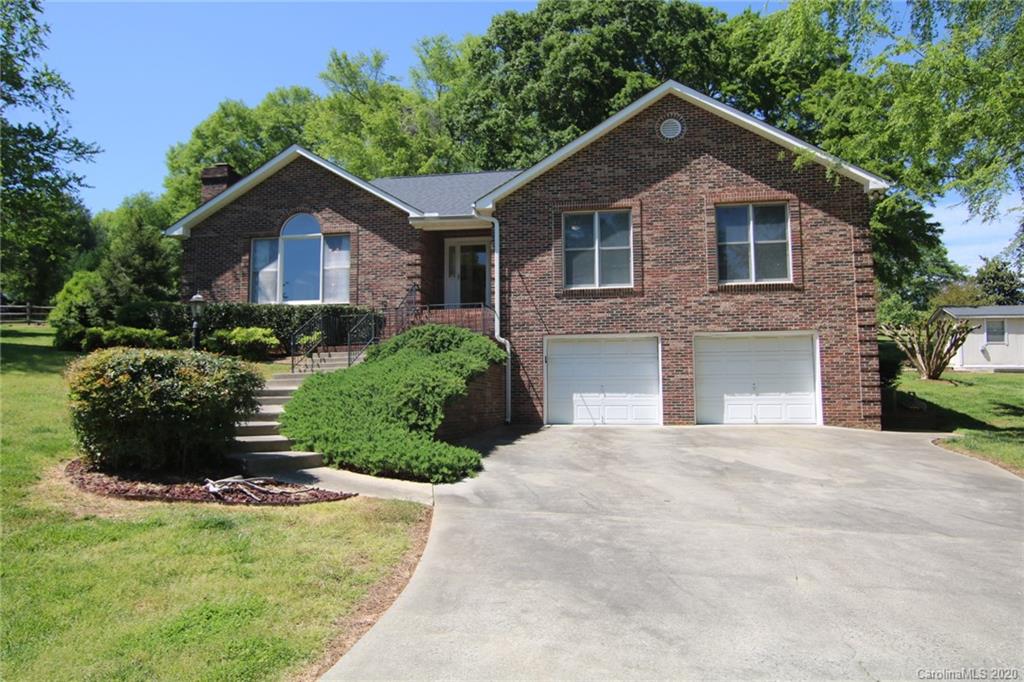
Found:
[189,293,205,350]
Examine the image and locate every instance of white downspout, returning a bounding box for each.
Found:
[475,207,512,424]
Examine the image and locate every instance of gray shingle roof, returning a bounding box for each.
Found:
[941,305,1024,318]
[370,170,522,216]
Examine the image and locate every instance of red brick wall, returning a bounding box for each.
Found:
[181,156,419,308]
[435,363,506,442]
[495,96,880,429]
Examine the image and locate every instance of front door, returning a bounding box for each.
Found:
[444,239,490,306]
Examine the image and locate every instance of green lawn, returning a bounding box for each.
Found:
[0,325,427,681]
[888,369,1024,474]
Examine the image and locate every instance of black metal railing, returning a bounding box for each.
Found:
[401,302,495,337]
[346,310,381,366]
[289,312,325,373]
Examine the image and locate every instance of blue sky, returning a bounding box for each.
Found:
[33,1,1018,271]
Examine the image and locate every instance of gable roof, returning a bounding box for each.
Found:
[474,80,892,212]
[371,170,522,217]
[165,145,423,238]
[940,305,1024,318]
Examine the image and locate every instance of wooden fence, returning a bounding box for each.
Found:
[0,304,54,325]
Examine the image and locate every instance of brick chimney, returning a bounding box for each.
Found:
[200,163,240,203]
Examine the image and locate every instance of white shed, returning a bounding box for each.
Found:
[937,305,1024,371]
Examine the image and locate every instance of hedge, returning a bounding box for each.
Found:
[202,327,281,361]
[67,348,263,472]
[279,325,506,483]
[81,326,183,352]
[50,299,373,351]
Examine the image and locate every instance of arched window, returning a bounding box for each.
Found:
[250,213,350,303]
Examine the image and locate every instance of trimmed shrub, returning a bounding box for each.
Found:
[280,325,506,483]
[81,326,182,351]
[197,304,371,348]
[203,327,281,361]
[67,348,263,472]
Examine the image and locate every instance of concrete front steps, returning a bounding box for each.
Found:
[227,367,331,475]
[227,357,435,505]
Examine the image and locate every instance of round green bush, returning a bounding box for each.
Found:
[67,348,264,472]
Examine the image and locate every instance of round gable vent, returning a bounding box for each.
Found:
[659,117,684,140]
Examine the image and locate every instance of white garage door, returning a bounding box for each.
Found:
[546,336,662,425]
[694,335,818,425]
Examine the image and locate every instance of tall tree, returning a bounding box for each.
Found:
[446,0,730,169]
[307,49,464,179]
[974,256,1024,305]
[1,0,100,301]
[93,193,179,304]
[163,86,319,218]
[0,191,94,303]
[793,0,1023,220]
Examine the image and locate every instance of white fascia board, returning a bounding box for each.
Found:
[474,81,891,211]
[164,145,423,238]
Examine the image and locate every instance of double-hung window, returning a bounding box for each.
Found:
[250,213,350,303]
[715,203,790,283]
[563,210,632,288]
[985,319,1006,344]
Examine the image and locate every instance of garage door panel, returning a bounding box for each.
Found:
[546,336,662,425]
[695,335,818,425]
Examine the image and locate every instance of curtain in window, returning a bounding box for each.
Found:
[322,235,350,303]
[250,239,279,303]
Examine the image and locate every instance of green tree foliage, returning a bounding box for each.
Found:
[48,193,180,348]
[792,0,1023,220]
[1,0,100,302]
[974,256,1024,305]
[307,49,464,180]
[94,193,179,303]
[445,0,729,169]
[0,191,95,303]
[930,280,995,310]
[162,86,319,218]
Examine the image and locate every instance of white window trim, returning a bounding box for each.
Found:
[250,218,351,305]
[562,210,634,290]
[985,319,1007,345]
[716,202,793,285]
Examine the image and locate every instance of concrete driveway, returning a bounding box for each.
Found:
[325,427,1024,680]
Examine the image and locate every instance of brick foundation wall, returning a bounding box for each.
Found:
[496,95,880,429]
[181,156,419,308]
[435,363,506,442]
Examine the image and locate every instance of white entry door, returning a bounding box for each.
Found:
[694,334,818,424]
[546,336,662,425]
[444,239,490,306]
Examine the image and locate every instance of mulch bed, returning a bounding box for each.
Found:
[65,459,356,506]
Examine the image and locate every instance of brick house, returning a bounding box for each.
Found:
[167,81,890,429]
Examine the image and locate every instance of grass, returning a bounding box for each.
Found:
[887,368,1024,475]
[0,324,427,681]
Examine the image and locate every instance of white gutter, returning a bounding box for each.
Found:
[475,207,512,424]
